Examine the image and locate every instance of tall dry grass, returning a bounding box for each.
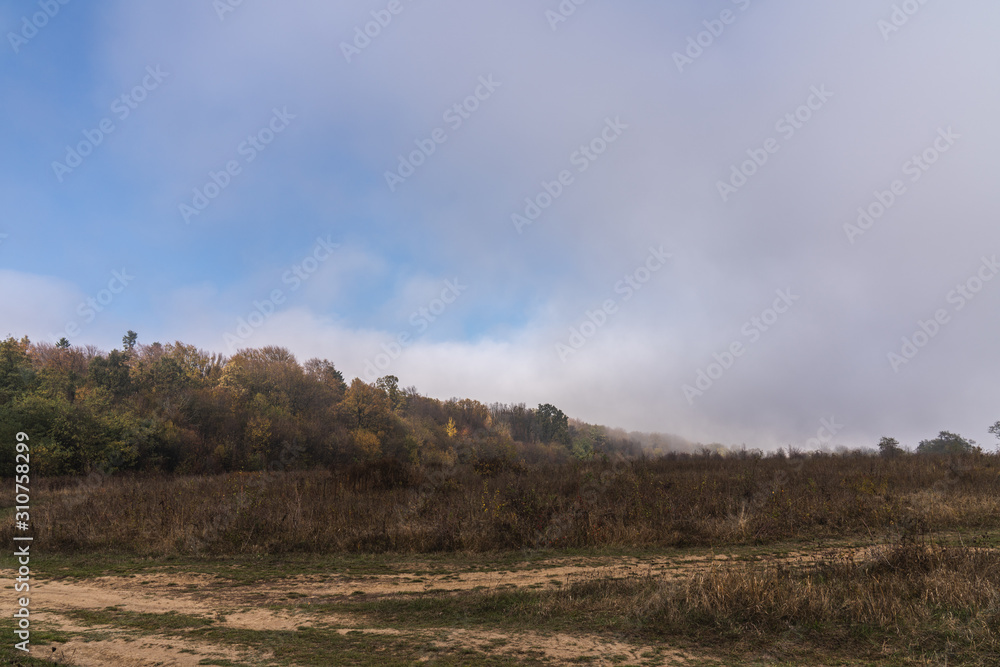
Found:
[526,543,1000,663]
[8,451,1000,556]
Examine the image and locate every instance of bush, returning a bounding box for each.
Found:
[878,436,905,458]
[916,431,980,455]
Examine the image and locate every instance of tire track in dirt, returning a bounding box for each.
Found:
[9,549,869,666]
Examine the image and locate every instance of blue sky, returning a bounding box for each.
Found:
[4,0,1000,450]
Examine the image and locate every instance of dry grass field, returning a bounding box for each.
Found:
[4,452,1000,665]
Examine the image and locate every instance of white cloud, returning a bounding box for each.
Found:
[6,1,1000,450]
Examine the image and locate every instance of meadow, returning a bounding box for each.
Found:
[4,450,1000,665]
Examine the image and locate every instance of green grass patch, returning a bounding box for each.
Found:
[14,537,866,585]
[0,616,72,666]
[66,607,216,631]
[185,625,543,666]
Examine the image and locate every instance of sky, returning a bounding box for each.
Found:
[2,0,1000,451]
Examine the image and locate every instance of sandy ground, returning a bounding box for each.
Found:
[2,546,886,666]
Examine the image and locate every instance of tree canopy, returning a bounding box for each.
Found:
[915,431,980,455]
[0,334,639,476]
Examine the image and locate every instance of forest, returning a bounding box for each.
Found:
[0,331,696,477]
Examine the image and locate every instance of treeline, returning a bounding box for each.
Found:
[0,333,654,476]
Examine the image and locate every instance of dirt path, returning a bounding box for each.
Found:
[2,548,881,666]
[13,569,706,666]
[32,620,258,667]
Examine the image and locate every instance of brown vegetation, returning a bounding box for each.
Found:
[12,450,1000,556]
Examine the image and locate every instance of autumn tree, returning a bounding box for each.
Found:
[488,402,533,442]
[304,358,347,401]
[219,347,310,409]
[446,398,490,433]
[0,336,33,396]
[341,378,395,460]
[218,347,319,467]
[342,379,391,431]
[32,341,88,402]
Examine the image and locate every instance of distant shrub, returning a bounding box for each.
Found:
[878,436,905,458]
[915,431,980,455]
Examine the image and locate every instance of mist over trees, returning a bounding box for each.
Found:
[0,333,678,476]
[2,332,995,478]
